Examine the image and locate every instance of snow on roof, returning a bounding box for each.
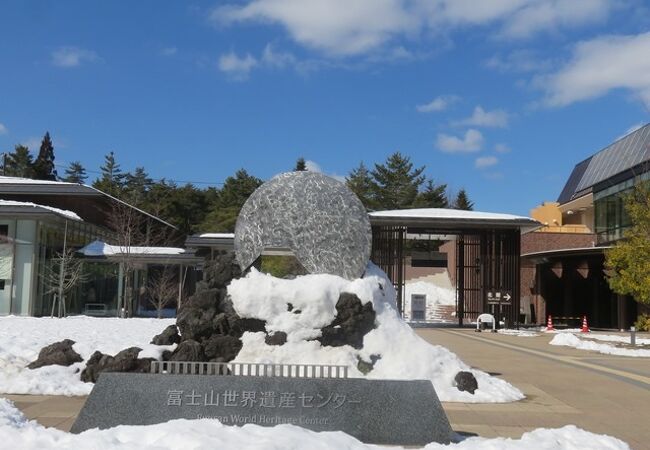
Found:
[78,240,185,257]
[0,176,79,186]
[0,199,83,221]
[198,233,235,239]
[369,208,535,222]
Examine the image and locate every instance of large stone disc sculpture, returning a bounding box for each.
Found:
[234,171,372,280]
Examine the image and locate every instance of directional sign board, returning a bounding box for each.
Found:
[487,291,512,305]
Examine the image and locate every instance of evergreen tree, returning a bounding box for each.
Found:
[294,157,307,171]
[93,151,125,197]
[32,132,58,180]
[606,182,650,304]
[124,167,153,206]
[4,145,34,178]
[62,161,87,184]
[371,152,425,210]
[413,180,448,208]
[346,162,377,210]
[453,189,474,210]
[200,169,263,232]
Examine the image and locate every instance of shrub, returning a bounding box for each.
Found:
[634,314,650,332]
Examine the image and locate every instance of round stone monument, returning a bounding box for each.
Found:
[234,171,372,280]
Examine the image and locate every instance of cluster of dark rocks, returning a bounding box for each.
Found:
[25,250,477,394]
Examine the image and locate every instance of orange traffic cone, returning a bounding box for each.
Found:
[581,315,590,333]
[546,315,555,332]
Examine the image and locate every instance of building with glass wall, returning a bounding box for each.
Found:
[522,123,650,329]
[0,176,199,317]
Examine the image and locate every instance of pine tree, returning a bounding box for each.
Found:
[93,151,125,197]
[200,169,263,232]
[346,162,377,210]
[606,181,650,304]
[371,152,425,210]
[453,189,474,210]
[413,180,448,208]
[62,161,87,184]
[294,158,307,171]
[32,132,58,180]
[4,145,34,178]
[124,167,153,206]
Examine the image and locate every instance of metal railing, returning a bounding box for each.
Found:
[150,361,349,378]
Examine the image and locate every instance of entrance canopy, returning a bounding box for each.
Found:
[369,208,539,327]
[369,208,539,232]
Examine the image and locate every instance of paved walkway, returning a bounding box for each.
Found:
[2,329,648,448]
[417,328,649,449]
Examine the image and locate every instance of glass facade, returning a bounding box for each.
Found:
[33,219,113,317]
[593,172,650,244]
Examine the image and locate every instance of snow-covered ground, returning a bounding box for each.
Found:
[578,333,650,346]
[229,264,523,403]
[0,316,175,396]
[402,281,456,322]
[0,398,630,450]
[550,333,650,357]
[497,329,539,337]
[0,263,523,402]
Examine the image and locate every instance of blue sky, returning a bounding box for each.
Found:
[0,1,649,215]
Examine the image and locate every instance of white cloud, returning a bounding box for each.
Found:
[436,129,484,153]
[218,51,258,80]
[261,43,298,68]
[456,106,509,128]
[22,137,41,150]
[301,159,345,182]
[161,47,178,56]
[495,143,511,153]
[499,0,611,39]
[305,160,322,172]
[416,95,459,113]
[0,123,7,135]
[212,0,417,56]
[485,49,553,73]
[617,123,645,140]
[475,155,499,168]
[211,0,616,57]
[51,47,99,68]
[541,32,650,108]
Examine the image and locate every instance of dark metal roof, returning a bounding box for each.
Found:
[558,123,650,204]
[0,176,176,230]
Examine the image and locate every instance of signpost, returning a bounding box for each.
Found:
[486,290,512,329]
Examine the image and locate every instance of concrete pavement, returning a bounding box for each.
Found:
[417,328,649,449]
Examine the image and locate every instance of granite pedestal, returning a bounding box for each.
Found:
[71,373,453,445]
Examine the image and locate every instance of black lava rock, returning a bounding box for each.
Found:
[357,354,382,375]
[150,325,181,346]
[454,371,478,394]
[319,293,376,349]
[27,339,83,370]
[80,347,154,383]
[168,340,205,362]
[203,335,243,362]
[265,331,287,346]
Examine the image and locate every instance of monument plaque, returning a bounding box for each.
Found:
[71,372,453,445]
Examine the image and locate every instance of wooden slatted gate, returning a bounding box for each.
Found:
[372,225,521,328]
[456,230,521,327]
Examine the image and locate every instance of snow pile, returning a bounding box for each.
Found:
[580,333,650,346]
[0,398,631,449]
[550,333,650,357]
[0,316,176,396]
[229,264,523,403]
[402,281,456,322]
[498,329,539,337]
